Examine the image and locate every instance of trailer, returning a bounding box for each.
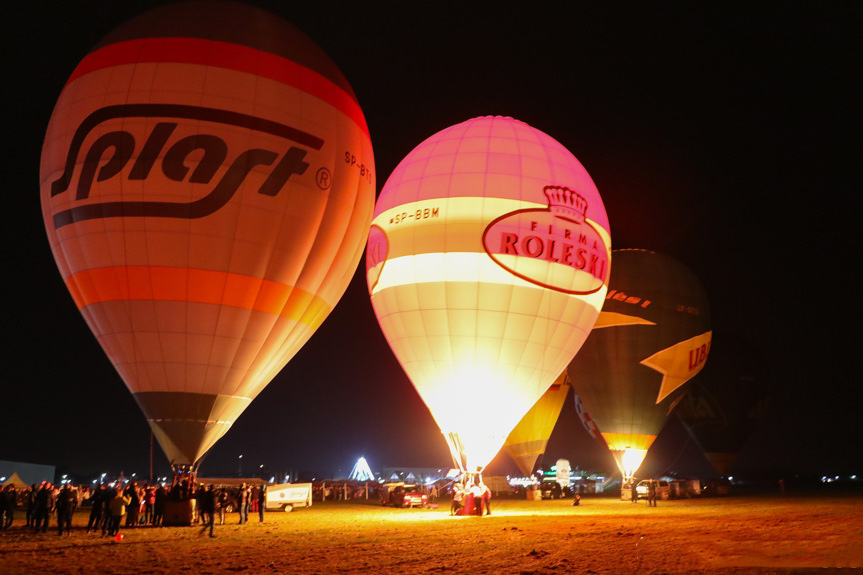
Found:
[669,478,701,499]
[266,482,313,512]
[482,476,515,496]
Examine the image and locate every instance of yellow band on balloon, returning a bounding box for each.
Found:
[65,266,330,326]
[601,432,657,452]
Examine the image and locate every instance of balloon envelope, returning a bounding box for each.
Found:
[567,249,711,478]
[503,371,571,476]
[573,390,609,451]
[676,337,769,475]
[367,116,611,472]
[40,1,375,466]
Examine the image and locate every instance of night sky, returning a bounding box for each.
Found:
[2,2,858,482]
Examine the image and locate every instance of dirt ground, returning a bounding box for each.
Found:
[1,493,861,574]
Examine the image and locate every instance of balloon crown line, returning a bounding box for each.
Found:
[543,186,587,221]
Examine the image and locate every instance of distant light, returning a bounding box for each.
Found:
[349,457,375,482]
[728,476,734,481]
[0,477,5,482]
[851,475,857,480]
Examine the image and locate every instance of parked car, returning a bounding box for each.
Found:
[383,483,428,508]
[539,481,564,499]
[635,479,670,500]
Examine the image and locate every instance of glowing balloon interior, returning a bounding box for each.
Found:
[40,2,375,467]
[567,249,711,480]
[367,116,610,473]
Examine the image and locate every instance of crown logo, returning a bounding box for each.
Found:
[543,185,587,222]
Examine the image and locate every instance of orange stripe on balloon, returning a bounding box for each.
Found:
[65,266,330,326]
[67,37,368,135]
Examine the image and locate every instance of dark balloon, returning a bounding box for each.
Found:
[567,249,712,479]
[676,337,770,475]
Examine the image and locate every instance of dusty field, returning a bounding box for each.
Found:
[1,494,861,574]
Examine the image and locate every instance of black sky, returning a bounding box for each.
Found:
[2,1,859,482]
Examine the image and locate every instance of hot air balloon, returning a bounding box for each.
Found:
[503,371,571,476]
[40,1,374,473]
[676,337,769,477]
[367,116,611,475]
[567,249,711,482]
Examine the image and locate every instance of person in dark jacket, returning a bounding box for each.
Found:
[0,485,8,529]
[153,484,167,527]
[56,484,76,536]
[198,485,216,537]
[25,485,38,527]
[33,483,55,533]
[124,482,140,527]
[258,484,267,522]
[87,484,108,533]
[647,480,658,507]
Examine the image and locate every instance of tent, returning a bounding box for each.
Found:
[2,473,29,490]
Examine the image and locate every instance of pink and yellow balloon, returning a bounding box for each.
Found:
[367,116,611,473]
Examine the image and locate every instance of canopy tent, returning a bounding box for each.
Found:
[2,473,29,489]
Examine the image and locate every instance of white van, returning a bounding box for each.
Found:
[265,483,313,512]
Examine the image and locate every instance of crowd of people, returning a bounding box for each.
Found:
[449,474,492,516]
[0,480,269,536]
[0,482,85,535]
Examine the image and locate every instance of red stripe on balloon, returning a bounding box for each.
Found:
[67,37,368,135]
[65,266,330,327]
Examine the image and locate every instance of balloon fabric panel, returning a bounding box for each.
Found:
[504,372,572,476]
